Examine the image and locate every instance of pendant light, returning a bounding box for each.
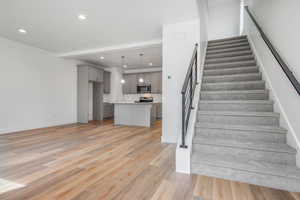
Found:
[139,53,144,68]
[121,56,127,68]
[139,53,144,83]
[120,56,126,84]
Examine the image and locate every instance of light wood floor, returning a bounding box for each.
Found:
[0,120,299,200]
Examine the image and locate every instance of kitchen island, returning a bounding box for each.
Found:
[114,102,158,127]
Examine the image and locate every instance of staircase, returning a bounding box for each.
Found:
[191,35,300,192]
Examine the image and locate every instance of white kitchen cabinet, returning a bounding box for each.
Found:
[156,103,162,119]
[150,72,162,94]
[103,103,114,119]
[122,71,162,94]
[103,71,111,94]
[123,74,137,94]
[89,67,103,82]
[144,73,152,85]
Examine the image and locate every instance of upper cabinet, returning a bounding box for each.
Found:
[151,72,162,94]
[88,67,103,82]
[123,74,138,94]
[103,71,111,94]
[143,73,152,85]
[122,71,162,94]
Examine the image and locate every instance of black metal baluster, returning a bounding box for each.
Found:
[180,44,199,148]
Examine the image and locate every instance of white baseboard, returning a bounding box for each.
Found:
[0,129,10,135]
[176,147,191,174]
[161,135,177,144]
[247,33,300,168]
[0,121,78,135]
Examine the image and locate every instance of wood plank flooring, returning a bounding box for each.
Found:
[0,120,299,200]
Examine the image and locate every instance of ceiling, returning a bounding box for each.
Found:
[0,0,198,54]
[208,0,241,7]
[70,43,162,69]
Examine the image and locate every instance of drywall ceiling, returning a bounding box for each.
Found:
[0,0,198,54]
[70,44,162,69]
[208,0,240,7]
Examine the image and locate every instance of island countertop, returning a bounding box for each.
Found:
[112,102,161,105]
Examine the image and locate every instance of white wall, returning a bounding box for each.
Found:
[208,0,241,40]
[176,1,209,173]
[162,19,200,143]
[198,0,209,64]
[247,0,300,81]
[244,1,300,167]
[0,36,78,134]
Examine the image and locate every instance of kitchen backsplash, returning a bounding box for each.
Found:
[103,94,162,103]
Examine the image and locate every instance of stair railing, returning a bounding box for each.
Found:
[180,43,198,148]
[245,6,300,95]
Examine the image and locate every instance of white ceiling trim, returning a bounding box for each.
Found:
[59,39,162,58]
[123,67,162,74]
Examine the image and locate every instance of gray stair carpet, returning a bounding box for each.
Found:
[192,35,300,192]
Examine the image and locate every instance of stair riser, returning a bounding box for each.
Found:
[203,74,261,83]
[191,164,300,192]
[200,92,269,101]
[193,154,300,179]
[194,128,286,143]
[197,114,279,126]
[204,67,259,76]
[205,61,256,69]
[207,43,249,51]
[204,64,257,71]
[209,36,247,44]
[199,102,273,112]
[205,56,255,65]
[206,51,252,59]
[193,144,295,165]
[202,82,265,91]
[207,46,251,55]
[208,39,248,47]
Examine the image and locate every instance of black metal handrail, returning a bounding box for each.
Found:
[180,43,198,148]
[245,6,300,95]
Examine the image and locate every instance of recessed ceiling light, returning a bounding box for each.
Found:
[149,62,153,66]
[18,29,27,34]
[100,56,105,60]
[123,64,127,68]
[121,79,126,84]
[78,14,87,21]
